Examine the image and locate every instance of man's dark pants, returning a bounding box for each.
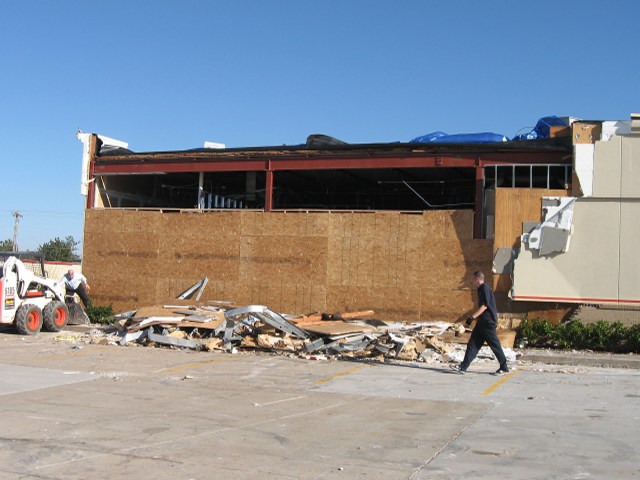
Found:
[460,320,508,371]
[66,284,91,309]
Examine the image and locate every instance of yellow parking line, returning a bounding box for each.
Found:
[159,356,232,374]
[314,365,367,385]
[482,371,517,396]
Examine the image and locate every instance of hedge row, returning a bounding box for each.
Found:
[517,318,640,353]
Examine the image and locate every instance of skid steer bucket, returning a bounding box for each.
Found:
[65,296,90,325]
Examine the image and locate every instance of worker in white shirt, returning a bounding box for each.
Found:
[60,269,91,308]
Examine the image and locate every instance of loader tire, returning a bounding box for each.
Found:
[15,304,43,335]
[43,301,69,332]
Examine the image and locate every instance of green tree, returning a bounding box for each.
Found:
[0,238,14,251]
[37,236,81,262]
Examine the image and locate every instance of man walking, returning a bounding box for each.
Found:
[450,271,509,375]
[60,269,91,308]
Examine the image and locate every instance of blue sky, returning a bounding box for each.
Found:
[0,0,637,252]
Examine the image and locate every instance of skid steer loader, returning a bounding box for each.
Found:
[0,253,84,335]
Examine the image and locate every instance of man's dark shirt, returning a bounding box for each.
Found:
[477,283,498,324]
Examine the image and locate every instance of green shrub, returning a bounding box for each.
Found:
[627,324,640,353]
[516,318,640,353]
[85,304,115,325]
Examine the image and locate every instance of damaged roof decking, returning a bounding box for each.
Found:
[93,138,573,174]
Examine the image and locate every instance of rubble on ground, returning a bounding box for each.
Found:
[88,301,518,366]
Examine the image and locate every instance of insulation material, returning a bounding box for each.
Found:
[574,143,594,197]
[524,197,576,255]
[601,120,632,140]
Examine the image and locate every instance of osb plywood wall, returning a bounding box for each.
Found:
[493,188,568,293]
[83,209,493,321]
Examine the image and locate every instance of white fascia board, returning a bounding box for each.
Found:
[77,131,128,197]
[76,131,91,196]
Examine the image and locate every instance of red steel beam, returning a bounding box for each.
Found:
[93,151,569,175]
[265,169,274,212]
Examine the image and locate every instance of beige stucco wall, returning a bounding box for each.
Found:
[512,131,640,305]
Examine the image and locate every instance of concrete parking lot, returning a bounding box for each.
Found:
[0,329,638,480]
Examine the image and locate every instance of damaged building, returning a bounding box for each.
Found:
[77,114,640,322]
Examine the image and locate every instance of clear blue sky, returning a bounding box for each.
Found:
[1,0,637,252]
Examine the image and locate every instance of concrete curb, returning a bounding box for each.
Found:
[520,349,640,369]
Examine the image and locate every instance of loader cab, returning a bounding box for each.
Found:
[0,251,47,278]
[0,252,47,324]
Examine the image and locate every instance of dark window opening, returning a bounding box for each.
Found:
[487,165,570,190]
[96,164,570,212]
[96,172,266,209]
[272,168,475,210]
[549,166,568,189]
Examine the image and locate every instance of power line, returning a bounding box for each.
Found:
[11,211,22,252]
[0,209,83,218]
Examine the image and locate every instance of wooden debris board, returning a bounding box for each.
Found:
[133,305,182,318]
[127,319,185,332]
[173,319,225,330]
[291,310,375,324]
[437,329,516,349]
[302,321,377,336]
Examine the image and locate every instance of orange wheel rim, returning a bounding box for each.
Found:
[27,311,40,330]
[54,307,67,327]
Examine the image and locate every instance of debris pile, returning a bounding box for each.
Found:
[107,302,517,364]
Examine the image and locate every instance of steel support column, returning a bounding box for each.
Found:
[197,172,204,209]
[265,167,274,211]
[473,164,485,239]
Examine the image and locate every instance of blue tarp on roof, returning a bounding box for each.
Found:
[513,116,569,140]
[410,131,508,144]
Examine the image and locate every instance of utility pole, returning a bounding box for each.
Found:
[11,211,22,252]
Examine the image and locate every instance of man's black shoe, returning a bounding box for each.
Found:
[493,368,510,376]
[450,364,466,375]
